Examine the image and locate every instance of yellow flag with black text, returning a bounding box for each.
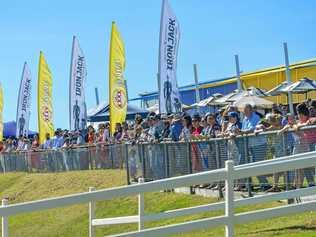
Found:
[0,84,3,141]
[109,22,127,134]
[38,52,54,144]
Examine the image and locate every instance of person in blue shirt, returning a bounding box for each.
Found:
[42,133,52,149]
[51,129,64,149]
[239,104,270,191]
[169,114,183,142]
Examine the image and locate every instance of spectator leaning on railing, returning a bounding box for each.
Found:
[239,104,271,191]
[2,99,316,190]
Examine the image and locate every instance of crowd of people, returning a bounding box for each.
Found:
[0,101,316,151]
[1,100,316,192]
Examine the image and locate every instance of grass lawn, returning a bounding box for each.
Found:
[0,170,314,236]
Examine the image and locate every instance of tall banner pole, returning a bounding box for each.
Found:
[157,72,161,113]
[69,36,87,131]
[193,64,200,104]
[16,62,32,138]
[234,54,242,92]
[283,42,294,115]
[109,22,127,135]
[158,0,181,114]
[94,87,100,106]
[38,52,54,144]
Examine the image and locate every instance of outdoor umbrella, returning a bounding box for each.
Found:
[233,95,274,110]
[198,96,215,107]
[187,93,223,110]
[280,77,316,99]
[213,90,238,105]
[227,87,267,102]
[246,86,267,97]
[213,87,267,106]
[267,81,290,96]
[148,103,191,113]
[147,103,159,114]
[212,93,223,98]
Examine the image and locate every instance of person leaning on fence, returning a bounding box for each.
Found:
[291,103,316,188]
[309,100,316,117]
[42,133,52,149]
[220,112,242,165]
[147,115,160,142]
[255,113,283,192]
[179,115,192,141]
[239,104,271,191]
[169,114,183,142]
[204,113,221,138]
[113,123,123,142]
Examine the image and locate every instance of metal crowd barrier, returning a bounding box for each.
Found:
[0,143,127,173]
[126,125,316,197]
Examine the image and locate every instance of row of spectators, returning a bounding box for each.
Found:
[1,101,316,152]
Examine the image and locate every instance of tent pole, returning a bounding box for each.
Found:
[193,64,201,113]
[283,42,294,115]
[235,55,242,92]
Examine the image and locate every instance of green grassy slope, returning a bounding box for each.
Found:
[0,171,314,237]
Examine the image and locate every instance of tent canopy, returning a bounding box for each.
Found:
[281,77,316,94]
[214,87,267,105]
[3,121,37,138]
[87,102,149,122]
[233,95,274,110]
[267,81,290,96]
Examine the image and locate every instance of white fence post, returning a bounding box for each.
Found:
[138,177,145,231]
[225,160,234,237]
[89,187,96,237]
[2,198,8,237]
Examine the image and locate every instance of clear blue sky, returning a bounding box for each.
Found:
[1,0,316,130]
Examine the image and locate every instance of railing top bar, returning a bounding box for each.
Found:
[0,168,227,217]
[235,151,316,179]
[0,151,315,217]
[236,151,316,168]
[2,125,316,154]
[134,124,316,145]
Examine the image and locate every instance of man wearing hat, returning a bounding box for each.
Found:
[169,114,183,142]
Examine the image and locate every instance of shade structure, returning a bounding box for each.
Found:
[280,77,316,94]
[233,95,274,110]
[188,93,223,109]
[3,121,37,138]
[214,87,267,105]
[267,81,290,96]
[148,103,190,113]
[246,86,267,97]
[197,96,215,107]
[213,90,237,105]
[212,93,223,98]
[147,104,159,113]
[87,102,149,122]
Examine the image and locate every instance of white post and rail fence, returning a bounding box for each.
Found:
[1,151,316,236]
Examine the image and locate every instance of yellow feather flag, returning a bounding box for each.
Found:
[109,22,127,134]
[0,84,3,141]
[38,52,54,144]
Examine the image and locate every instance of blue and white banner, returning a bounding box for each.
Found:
[16,62,32,137]
[69,36,87,131]
[158,0,181,114]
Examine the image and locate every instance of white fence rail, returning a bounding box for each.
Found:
[1,151,316,237]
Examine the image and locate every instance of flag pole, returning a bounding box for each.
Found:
[193,64,200,112]
[94,87,100,106]
[283,42,294,115]
[157,72,161,114]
